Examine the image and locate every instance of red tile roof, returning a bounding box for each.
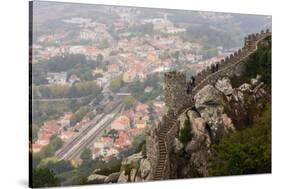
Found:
[136,103,149,113]
[42,120,60,134]
[111,116,130,130]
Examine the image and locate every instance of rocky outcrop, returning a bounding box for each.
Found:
[87,174,107,184]
[104,172,120,183]
[117,152,152,183]
[178,110,211,177]
[139,159,152,180]
[227,75,267,128]
[194,84,234,143]
[215,77,233,96]
[87,172,120,184]
[171,75,267,178]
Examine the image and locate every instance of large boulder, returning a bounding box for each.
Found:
[227,79,267,128]
[104,172,120,183]
[251,74,262,86]
[238,83,252,93]
[117,152,152,183]
[118,152,142,183]
[182,148,209,177]
[194,84,234,142]
[176,110,211,177]
[173,137,184,154]
[215,77,233,96]
[185,110,211,153]
[139,159,152,181]
[251,78,259,86]
[194,85,227,111]
[87,174,107,184]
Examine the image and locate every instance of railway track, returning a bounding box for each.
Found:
[55,99,123,160]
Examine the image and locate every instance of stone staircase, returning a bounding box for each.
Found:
[154,120,171,180]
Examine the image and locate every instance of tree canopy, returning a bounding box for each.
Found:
[32,168,59,187]
[209,104,271,176]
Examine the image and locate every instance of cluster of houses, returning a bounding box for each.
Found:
[45,72,80,85]
[31,99,166,160]
[91,101,165,161]
[32,112,77,153]
[31,10,224,160]
[33,11,207,85]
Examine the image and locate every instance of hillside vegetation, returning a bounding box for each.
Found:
[209,103,271,176]
[209,38,272,176]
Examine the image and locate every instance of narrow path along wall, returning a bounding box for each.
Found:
[147,29,272,180]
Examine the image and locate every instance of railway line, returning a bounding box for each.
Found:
[55,99,123,160]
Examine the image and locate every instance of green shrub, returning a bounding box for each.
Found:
[32,168,59,187]
[179,119,193,144]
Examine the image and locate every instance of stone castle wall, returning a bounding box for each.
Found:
[192,31,271,95]
[164,30,271,112]
[147,29,272,180]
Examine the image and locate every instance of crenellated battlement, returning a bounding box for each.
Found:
[164,29,271,115]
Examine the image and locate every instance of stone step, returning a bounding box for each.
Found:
[156,167,163,169]
[155,170,163,173]
[156,169,163,172]
[155,174,162,177]
[155,169,163,172]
